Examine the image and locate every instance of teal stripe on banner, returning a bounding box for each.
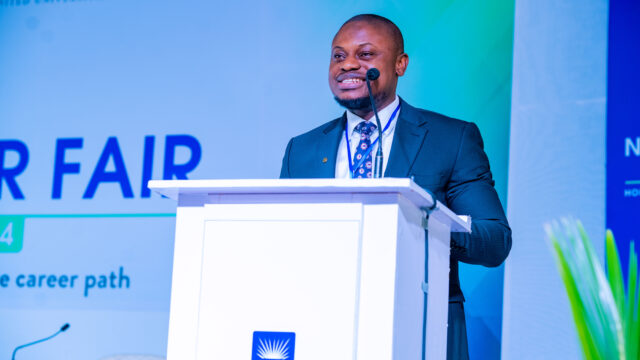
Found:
[7,213,176,219]
[625,180,640,185]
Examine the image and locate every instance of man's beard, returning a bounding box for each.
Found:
[334,92,387,112]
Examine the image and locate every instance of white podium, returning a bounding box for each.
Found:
[150,178,471,360]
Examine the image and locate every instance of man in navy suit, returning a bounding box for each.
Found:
[280,14,511,360]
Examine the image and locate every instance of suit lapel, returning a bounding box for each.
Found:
[385,99,429,177]
[314,113,346,178]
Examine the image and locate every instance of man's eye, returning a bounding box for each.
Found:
[333,53,345,60]
[360,52,374,58]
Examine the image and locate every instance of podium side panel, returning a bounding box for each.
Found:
[167,200,207,360]
[425,218,452,360]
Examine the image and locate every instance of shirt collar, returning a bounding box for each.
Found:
[346,95,400,136]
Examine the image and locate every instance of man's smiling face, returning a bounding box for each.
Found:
[329,20,408,117]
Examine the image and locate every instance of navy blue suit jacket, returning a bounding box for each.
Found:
[279,99,511,356]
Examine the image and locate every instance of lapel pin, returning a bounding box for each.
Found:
[322,157,328,163]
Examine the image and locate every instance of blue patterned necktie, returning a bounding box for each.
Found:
[353,121,377,178]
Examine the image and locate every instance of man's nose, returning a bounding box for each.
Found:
[341,54,360,71]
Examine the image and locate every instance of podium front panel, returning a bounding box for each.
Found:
[195,203,362,359]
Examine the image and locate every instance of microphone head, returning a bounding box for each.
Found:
[61,323,70,332]
[366,68,380,81]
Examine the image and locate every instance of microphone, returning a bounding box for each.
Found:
[365,68,384,178]
[12,323,70,360]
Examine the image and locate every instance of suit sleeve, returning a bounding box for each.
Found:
[279,138,293,179]
[446,122,512,267]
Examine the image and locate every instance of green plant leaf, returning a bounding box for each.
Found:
[626,242,638,360]
[576,221,625,359]
[551,239,600,359]
[607,230,626,317]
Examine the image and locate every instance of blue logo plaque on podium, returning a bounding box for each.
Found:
[251,331,296,360]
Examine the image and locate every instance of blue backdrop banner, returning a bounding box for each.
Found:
[607,0,640,275]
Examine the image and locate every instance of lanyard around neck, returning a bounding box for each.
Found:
[345,103,401,178]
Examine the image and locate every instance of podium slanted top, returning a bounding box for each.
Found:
[148,178,470,232]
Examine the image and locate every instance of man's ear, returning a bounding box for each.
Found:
[395,53,409,76]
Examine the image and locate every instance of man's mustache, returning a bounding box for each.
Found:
[336,72,366,82]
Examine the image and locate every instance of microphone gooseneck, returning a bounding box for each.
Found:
[365,68,384,178]
[12,323,70,360]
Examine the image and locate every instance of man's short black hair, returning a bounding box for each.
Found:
[341,14,404,54]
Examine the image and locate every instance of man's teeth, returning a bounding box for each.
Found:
[342,78,363,84]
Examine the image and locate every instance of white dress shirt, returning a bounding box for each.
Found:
[335,95,401,178]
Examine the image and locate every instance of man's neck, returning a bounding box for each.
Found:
[351,94,396,120]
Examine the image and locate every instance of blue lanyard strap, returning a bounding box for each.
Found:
[345,103,401,178]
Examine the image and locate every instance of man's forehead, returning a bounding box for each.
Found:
[332,20,393,47]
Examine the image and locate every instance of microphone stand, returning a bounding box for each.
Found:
[365,69,384,178]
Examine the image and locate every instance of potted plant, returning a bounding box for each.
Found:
[547,218,638,359]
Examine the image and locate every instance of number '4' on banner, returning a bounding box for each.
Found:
[0,216,24,253]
